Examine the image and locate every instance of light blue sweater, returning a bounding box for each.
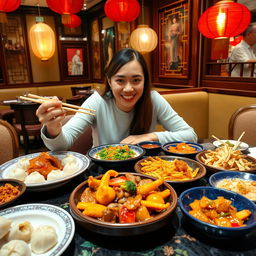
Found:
[42,90,197,150]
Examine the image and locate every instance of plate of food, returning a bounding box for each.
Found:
[196,146,256,173]
[134,156,206,184]
[0,151,90,191]
[213,140,249,152]
[87,143,145,170]
[0,203,75,256]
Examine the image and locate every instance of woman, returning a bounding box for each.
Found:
[36,48,197,151]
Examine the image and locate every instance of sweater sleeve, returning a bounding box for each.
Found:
[151,91,198,143]
[41,92,99,151]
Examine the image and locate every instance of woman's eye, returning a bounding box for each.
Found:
[116,79,124,84]
[132,79,141,84]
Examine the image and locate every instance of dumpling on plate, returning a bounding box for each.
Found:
[7,221,33,243]
[7,167,27,181]
[0,216,12,239]
[62,154,77,166]
[0,240,31,256]
[63,162,79,176]
[47,170,65,181]
[31,225,58,254]
[24,172,45,184]
[16,158,30,170]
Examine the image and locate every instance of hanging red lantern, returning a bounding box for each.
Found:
[46,0,83,24]
[0,0,20,23]
[198,0,251,39]
[229,35,243,46]
[104,0,140,22]
[63,14,81,28]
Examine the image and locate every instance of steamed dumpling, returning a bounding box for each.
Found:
[31,225,58,254]
[24,172,45,184]
[7,167,27,181]
[62,162,79,176]
[0,240,31,256]
[0,216,12,239]
[7,221,33,242]
[47,170,65,181]
[62,154,77,166]
[16,158,30,170]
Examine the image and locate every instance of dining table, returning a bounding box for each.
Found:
[1,143,256,256]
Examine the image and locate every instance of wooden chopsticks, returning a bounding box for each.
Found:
[232,131,245,150]
[19,93,96,116]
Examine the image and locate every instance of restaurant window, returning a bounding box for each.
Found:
[1,14,30,84]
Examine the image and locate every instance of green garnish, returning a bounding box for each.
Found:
[120,180,137,194]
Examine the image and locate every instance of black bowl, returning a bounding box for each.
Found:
[137,141,162,156]
[162,141,204,158]
[87,144,145,170]
[69,172,178,236]
[0,179,26,209]
[179,186,256,238]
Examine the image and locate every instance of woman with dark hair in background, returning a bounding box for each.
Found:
[36,48,197,150]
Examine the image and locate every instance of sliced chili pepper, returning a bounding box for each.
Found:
[231,222,240,227]
[109,176,127,186]
[119,206,135,223]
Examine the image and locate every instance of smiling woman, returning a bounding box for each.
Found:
[37,48,197,151]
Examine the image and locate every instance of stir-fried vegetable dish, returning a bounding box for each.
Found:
[96,145,136,160]
[189,196,251,227]
[76,170,172,223]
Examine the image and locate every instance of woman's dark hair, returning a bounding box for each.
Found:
[103,48,153,135]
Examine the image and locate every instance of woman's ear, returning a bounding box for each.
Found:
[107,78,111,87]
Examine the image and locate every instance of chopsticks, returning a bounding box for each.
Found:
[19,93,96,116]
[211,135,226,146]
[232,131,245,150]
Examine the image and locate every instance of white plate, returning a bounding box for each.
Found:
[0,151,90,191]
[0,203,75,256]
[213,140,249,151]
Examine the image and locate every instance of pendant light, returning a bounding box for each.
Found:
[29,4,56,61]
[104,0,140,22]
[198,0,251,39]
[0,0,20,23]
[130,0,158,54]
[63,14,81,28]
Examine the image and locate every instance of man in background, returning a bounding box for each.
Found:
[229,23,256,77]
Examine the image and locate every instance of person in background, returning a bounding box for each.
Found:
[36,48,197,151]
[229,23,256,77]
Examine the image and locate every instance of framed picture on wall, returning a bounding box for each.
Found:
[90,18,102,80]
[159,0,190,78]
[102,26,115,72]
[60,16,85,37]
[61,42,89,80]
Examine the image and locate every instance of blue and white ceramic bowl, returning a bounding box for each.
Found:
[209,171,256,202]
[87,143,145,170]
[179,186,256,238]
[162,141,204,158]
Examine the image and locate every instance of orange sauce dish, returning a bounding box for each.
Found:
[141,144,160,149]
[168,142,196,154]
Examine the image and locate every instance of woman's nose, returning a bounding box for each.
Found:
[123,82,133,91]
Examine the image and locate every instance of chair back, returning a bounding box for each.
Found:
[0,120,19,165]
[61,115,93,155]
[228,105,256,145]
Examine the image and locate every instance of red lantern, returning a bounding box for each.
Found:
[46,0,83,24]
[104,0,140,22]
[230,35,243,46]
[198,1,251,39]
[0,0,20,23]
[63,14,81,28]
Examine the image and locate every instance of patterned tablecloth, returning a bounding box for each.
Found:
[13,155,254,256]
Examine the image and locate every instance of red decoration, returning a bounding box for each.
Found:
[63,14,81,28]
[230,35,243,46]
[104,0,140,22]
[198,1,251,39]
[0,0,20,23]
[46,0,83,24]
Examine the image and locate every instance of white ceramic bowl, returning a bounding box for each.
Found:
[213,140,249,152]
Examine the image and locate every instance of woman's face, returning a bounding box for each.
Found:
[109,59,144,112]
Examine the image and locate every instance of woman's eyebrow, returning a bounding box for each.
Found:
[114,74,143,78]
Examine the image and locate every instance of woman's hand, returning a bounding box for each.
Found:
[120,133,158,144]
[36,97,66,138]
